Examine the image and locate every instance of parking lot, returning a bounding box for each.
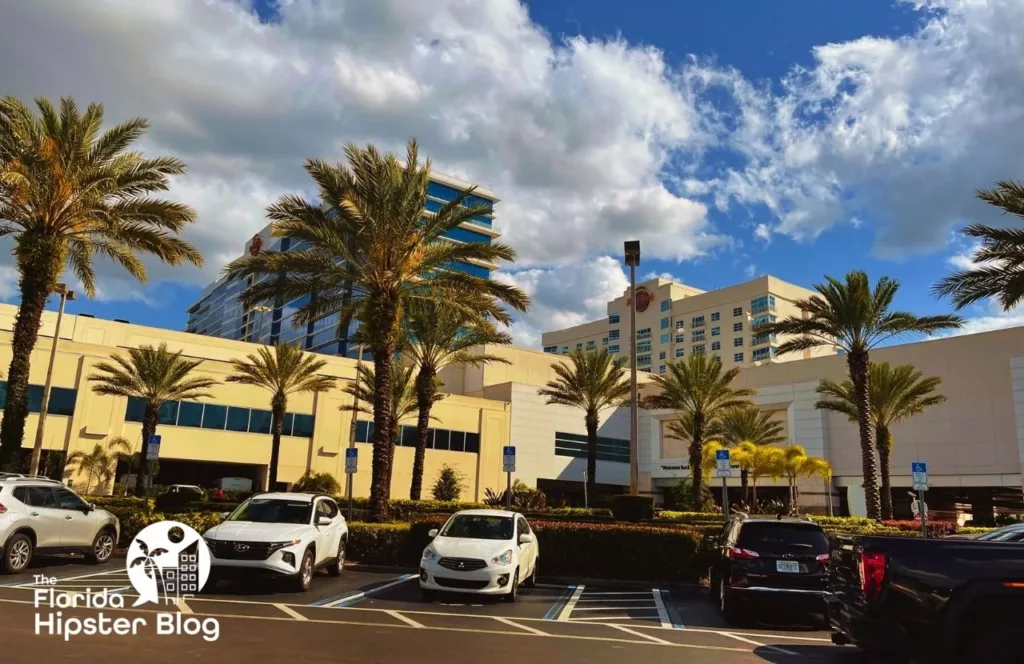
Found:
[0,554,859,662]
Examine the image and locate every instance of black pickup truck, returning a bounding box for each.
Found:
[825,534,1024,663]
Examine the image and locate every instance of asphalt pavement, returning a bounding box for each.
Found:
[0,554,859,662]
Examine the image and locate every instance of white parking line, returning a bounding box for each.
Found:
[577,598,655,603]
[651,588,671,629]
[385,610,424,628]
[719,631,798,656]
[492,616,548,636]
[609,624,673,645]
[571,615,639,622]
[571,606,658,612]
[578,591,653,595]
[556,585,585,621]
[274,604,308,621]
[174,599,193,614]
[321,573,418,608]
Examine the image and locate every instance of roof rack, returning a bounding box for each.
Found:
[0,473,62,483]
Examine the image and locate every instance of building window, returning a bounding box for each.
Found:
[660,299,671,312]
[752,332,773,346]
[609,329,620,340]
[752,346,777,361]
[675,320,685,330]
[711,312,720,322]
[660,333,670,344]
[543,345,558,354]
[637,341,652,353]
[711,327,720,336]
[733,306,743,317]
[675,334,685,343]
[751,295,776,314]
[609,345,619,353]
[637,328,651,339]
[561,346,569,354]
[0,382,77,417]
[659,351,666,360]
[734,337,744,347]
[661,317,670,329]
[576,343,583,350]
[734,352,744,362]
[692,315,705,328]
[711,341,721,351]
[359,422,480,454]
[609,314,620,324]
[659,365,666,374]
[586,340,596,350]
[555,431,629,463]
[692,330,705,342]
[675,348,684,357]
[637,354,651,366]
[693,344,705,355]
[752,314,776,328]
[733,322,743,332]
[127,398,315,438]
[602,337,608,346]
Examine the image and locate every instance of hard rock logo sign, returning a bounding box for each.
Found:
[627,287,652,312]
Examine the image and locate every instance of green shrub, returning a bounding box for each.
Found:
[523,507,614,520]
[292,472,341,494]
[114,510,224,547]
[610,495,654,522]
[656,511,726,525]
[666,479,717,512]
[431,465,466,502]
[91,496,150,510]
[483,481,547,511]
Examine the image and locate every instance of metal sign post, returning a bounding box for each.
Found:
[583,469,588,509]
[345,448,358,521]
[144,435,161,511]
[912,461,928,537]
[716,449,732,522]
[503,446,516,510]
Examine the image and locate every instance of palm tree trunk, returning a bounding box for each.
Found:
[585,409,599,497]
[848,350,881,520]
[752,478,758,507]
[690,412,705,506]
[0,240,64,471]
[369,337,397,522]
[269,394,286,490]
[740,469,750,508]
[877,425,894,520]
[410,368,435,501]
[384,411,398,497]
[137,404,159,496]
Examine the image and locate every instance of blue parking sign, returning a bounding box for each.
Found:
[502,446,515,472]
[345,447,358,474]
[716,449,730,460]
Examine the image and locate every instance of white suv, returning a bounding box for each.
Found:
[0,475,120,574]
[202,492,348,592]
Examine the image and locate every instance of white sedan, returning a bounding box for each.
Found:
[419,509,539,602]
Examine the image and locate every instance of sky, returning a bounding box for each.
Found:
[1,0,1023,348]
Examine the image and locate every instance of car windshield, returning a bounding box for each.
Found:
[440,515,514,540]
[227,499,311,524]
[737,523,829,555]
[976,526,1024,542]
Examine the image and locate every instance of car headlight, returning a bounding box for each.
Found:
[268,539,303,554]
[490,549,513,566]
[203,537,217,548]
[422,548,437,561]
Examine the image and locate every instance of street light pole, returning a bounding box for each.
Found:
[251,305,271,344]
[624,241,640,496]
[29,284,75,477]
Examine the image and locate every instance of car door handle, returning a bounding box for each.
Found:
[30,512,39,516]
[64,515,73,520]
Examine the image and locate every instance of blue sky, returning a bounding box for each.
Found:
[3,0,1021,346]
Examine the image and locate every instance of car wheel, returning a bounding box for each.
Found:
[503,569,519,603]
[327,540,345,577]
[719,577,743,625]
[293,548,315,592]
[523,559,538,588]
[2,533,33,574]
[85,529,116,564]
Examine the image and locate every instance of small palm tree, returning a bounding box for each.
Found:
[758,271,962,519]
[538,349,631,496]
[65,438,131,495]
[0,97,203,470]
[88,343,217,495]
[715,406,786,506]
[643,354,755,506]
[223,140,529,521]
[402,301,512,500]
[802,456,834,516]
[816,362,946,519]
[781,444,808,512]
[226,344,336,490]
[934,180,1024,310]
[743,443,785,509]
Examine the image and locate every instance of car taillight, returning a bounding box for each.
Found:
[858,551,886,600]
[726,546,759,560]
[0,503,6,515]
[816,553,830,563]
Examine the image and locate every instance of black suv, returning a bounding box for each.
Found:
[707,515,830,624]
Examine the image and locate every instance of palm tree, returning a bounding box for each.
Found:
[934,180,1024,310]
[781,444,808,512]
[226,344,337,490]
[715,406,786,506]
[0,97,203,470]
[743,443,785,509]
[538,349,631,496]
[88,343,217,495]
[402,301,512,500]
[65,438,131,495]
[341,359,422,496]
[816,362,946,519]
[643,354,755,506]
[757,271,962,519]
[802,456,834,516]
[223,140,529,521]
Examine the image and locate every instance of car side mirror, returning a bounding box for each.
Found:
[428,528,439,538]
[83,503,94,514]
[317,516,332,527]
[518,533,535,545]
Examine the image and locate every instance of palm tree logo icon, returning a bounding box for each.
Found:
[126,521,212,607]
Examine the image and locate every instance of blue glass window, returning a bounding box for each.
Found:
[608,329,620,340]
[660,300,670,312]
[433,428,449,450]
[543,346,558,353]
[355,420,374,443]
[733,307,743,316]
[426,181,494,212]
[249,409,272,434]
[692,316,705,328]
[608,314,620,324]
[159,401,178,426]
[47,387,77,416]
[675,348,684,357]
[442,225,492,244]
[711,327,720,337]
[202,404,227,430]
[177,402,203,428]
[660,317,670,329]
[734,337,744,347]
[126,396,147,423]
[711,341,721,351]
[449,431,465,452]
[226,407,250,432]
[465,432,481,453]
[660,333,670,344]
[609,345,619,353]
[292,414,315,438]
[734,353,744,362]
[711,312,720,322]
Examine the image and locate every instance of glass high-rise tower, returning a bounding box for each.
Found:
[185,171,501,357]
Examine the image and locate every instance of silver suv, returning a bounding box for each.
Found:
[0,475,120,574]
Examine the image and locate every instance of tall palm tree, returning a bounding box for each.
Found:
[757,271,962,519]
[341,359,423,496]
[643,354,755,506]
[537,349,631,496]
[816,362,946,519]
[801,456,834,516]
[88,343,217,495]
[223,140,529,520]
[715,406,786,506]
[934,180,1024,310]
[65,438,131,495]
[226,344,337,490]
[0,97,203,470]
[402,301,512,500]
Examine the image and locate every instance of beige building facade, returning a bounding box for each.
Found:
[541,275,838,374]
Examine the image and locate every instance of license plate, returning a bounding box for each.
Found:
[776,561,800,573]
